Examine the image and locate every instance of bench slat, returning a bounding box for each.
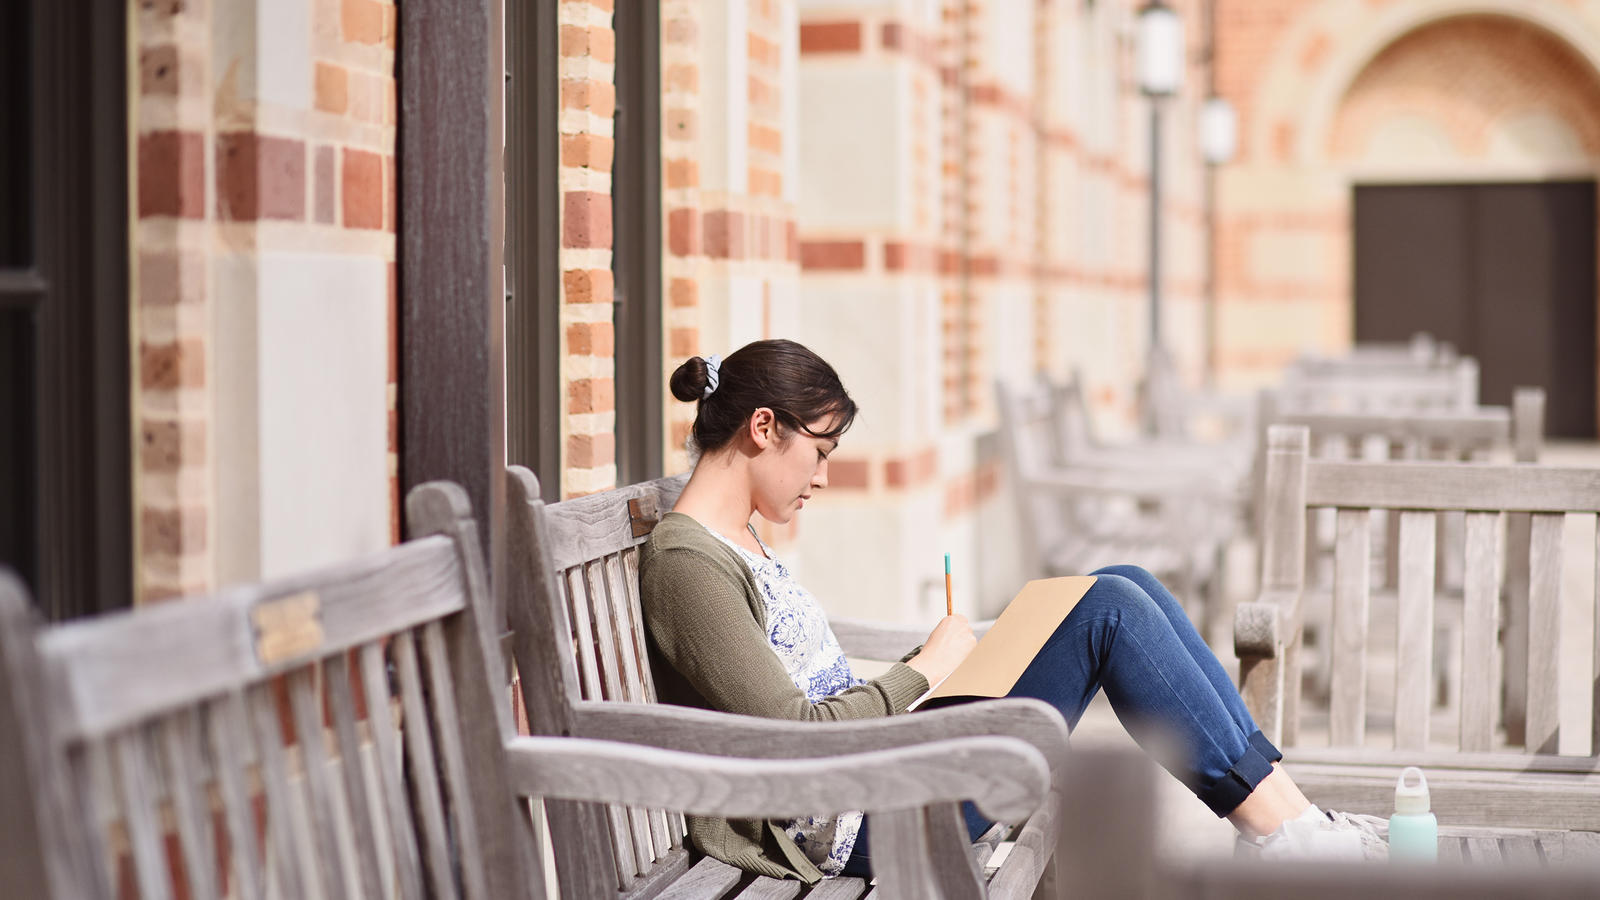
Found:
[738,877,804,899]
[583,560,647,886]
[393,630,460,900]
[1460,512,1501,752]
[1527,513,1564,754]
[1330,508,1371,746]
[807,876,871,899]
[420,621,492,900]
[655,856,743,900]
[360,641,425,900]
[157,710,218,900]
[246,681,311,900]
[1394,511,1435,751]
[208,692,265,900]
[113,727,175,900]
[1306,462,1600,512]
[611,549,677,862]
[288,665,352,898]
[324,651,387,898]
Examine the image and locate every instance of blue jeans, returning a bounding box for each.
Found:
[841,565,1280,878]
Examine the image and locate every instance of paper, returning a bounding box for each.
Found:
[907,575,1096,710]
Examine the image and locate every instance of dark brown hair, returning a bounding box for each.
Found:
[669,339,858,454]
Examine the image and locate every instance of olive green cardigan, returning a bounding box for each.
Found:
[639,512,930,882]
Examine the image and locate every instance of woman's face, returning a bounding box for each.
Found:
[749,412,837,525]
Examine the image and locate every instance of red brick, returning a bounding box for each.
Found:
[590,0,613,11]
[314,62,348,114]
[217,132,306,221]
[384,154,396,232]
[342,0,383,44]
[667,208,700,256]
[800,240,865,271]
[665,64,699,93]
[702,209,744,260]
[138,130,205,219]
[748,123,781,155]
[566,432,615,468]
[588,26,615,63]
[568,378,615,414]
[668,327,698,357]
[141,417,205,472]
[314,145,336,224]
[787,221,799,262]
[561,79,616,118]
[668,277,698,308]
[139,251,204,307]
[881,22,904,51]
[665,157,698,189]
[563,190,612,249]
[140,338,206,390]
[561,134,614,170]
[664,108,697,140]
[800,22,861,54]
[566,321,614,356]
[827,458,870,489]
[141,506,207,556]
[748,33,779,67]
[665,18,697,46]
[140,44,180,95]
[342,147,383,229]
[560,24,590,57]
[563,268,614,304]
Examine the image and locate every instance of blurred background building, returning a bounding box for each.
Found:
[5,0,1599,623]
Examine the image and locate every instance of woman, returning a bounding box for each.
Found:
[640,339,1383,883]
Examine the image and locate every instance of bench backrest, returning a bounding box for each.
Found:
[1260,425,1600,757]
[1278,356,1478,415]
[995,378,1077,578]
[0,482,533,900]
[504,465,689,898]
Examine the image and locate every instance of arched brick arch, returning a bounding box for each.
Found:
[1329,14,1600,162]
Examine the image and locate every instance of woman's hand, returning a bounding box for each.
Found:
[905,614,977,685]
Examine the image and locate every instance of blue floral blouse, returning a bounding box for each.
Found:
[705,525,865,875]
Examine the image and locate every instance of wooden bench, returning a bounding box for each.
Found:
[0,482,541,899]
[503,465,1074,899]
[1278,355,1478,416]
[1235,425,1600,842]
[996,378,1241,636]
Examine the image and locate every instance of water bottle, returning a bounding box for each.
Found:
[1388,766,1438,861]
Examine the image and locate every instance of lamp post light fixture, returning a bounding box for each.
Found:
[1137,0,1183,351]
[1199,95,1237,166]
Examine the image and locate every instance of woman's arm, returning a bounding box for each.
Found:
[642,548,929,721]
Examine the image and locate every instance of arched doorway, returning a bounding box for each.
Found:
[1332,15,1600,437]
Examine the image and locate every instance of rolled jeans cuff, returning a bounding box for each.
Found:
[1198,730,1282,817]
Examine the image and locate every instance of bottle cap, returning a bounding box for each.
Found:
[1394,766,1430,815]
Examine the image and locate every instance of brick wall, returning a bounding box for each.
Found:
[559,0,619,499]
[132,0,398,601]
[1210,1,1600,386]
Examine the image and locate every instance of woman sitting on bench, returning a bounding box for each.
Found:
[640,338,1384,882]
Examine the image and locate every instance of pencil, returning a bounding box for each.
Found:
[944,553,953,617]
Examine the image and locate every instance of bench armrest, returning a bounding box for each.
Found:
[829,615,993,661]
[570,697,1070,772]
[504,733,1050,823]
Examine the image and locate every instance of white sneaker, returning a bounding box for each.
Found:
[1252,805,1389,861]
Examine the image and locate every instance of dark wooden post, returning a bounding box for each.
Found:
[399,0,507,620]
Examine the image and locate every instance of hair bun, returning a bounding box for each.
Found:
[669,357,710,402]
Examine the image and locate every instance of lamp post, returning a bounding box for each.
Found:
[1199,94,1236,386]
[1136,1,1182,351]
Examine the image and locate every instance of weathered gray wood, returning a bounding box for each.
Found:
[323,652,386,899]
[537,473,688,571]
[618,547,676,858]
[1527,513,1564,754]
[736,877,804,899]
[112,728,175,900]
[1330,508,1371,746]
[1306,462,1600,512]
[1437,834,1465,863]
[39,536,467,741]
[418,621,492,900]
[923,801,985,900]
[1254,426,1310,747]
[288,665,352,898]
[806,876,871,899]
[392,630,461,900]
[1501,833,1541,866]
[249,681,319,900]
[208,692,266,900]
[358,641,425,900]
[1465,835,1504,863]
[156,711,218,900]
[586,557,653,880]
[1461,512,1501,752]
[654,856,742,900]
[1393,511,1436,751]
[870,809,937,900]
[505,735,1048,823]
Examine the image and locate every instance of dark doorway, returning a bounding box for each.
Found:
[0,0,132,618]
[1353,181,1597,437]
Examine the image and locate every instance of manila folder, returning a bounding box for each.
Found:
[911,575,1096,709]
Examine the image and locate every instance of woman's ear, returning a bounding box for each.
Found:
[748,408,776,449]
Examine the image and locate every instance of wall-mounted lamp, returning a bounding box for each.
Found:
[1200,95,1237,166]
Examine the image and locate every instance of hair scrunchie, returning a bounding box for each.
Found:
[703,354,722,399]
